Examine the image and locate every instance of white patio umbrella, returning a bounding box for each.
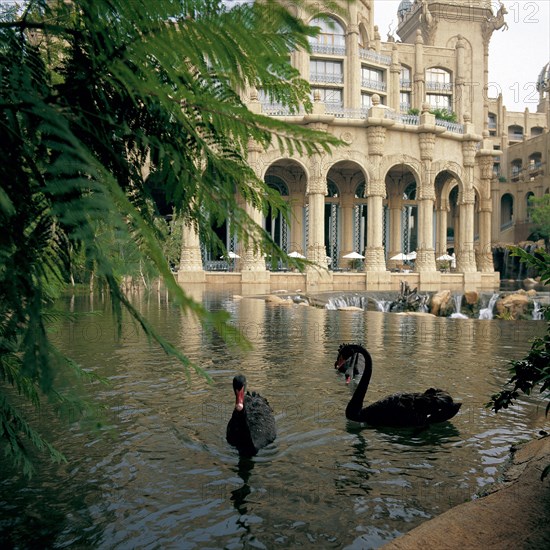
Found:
[288,251,306,259]
[228,251,240,259]
[437,254,454,261]
[342,251,365,259]
[390,253,408,261]
[405,251,417,260]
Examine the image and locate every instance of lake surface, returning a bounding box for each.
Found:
[1,289,548,549]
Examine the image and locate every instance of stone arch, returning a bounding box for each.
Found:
[259,151,309,182]
[379,155,422,186]
[325,159,369,267]
[307,14,347,38]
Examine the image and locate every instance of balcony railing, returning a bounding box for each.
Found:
[361,78,386,92]
[359,48,391,65]
[260,103,306,116]
[325,106,368,119]
[435,119,464,133]
[310,72,344,84]
[310,43,346,56]
[425,81,453,92]
[400,79,412,89]
[385,111,419,126]
[488,121,497,129]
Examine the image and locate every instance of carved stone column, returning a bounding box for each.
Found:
[178,221,205,283]
[413,30,425,111]
[436,196,449,259]
[239,140,268,273]
[455,35,466,124]
[365,124,387,272]
[346,24,360,110]
[306,166,328,268]
[476,152,495,273]
[416,125,436,273]
[388,199,403,266]
[339,193,355,259]
[457,189,477,273]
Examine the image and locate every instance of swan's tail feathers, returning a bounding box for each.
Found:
[423,389,462,423]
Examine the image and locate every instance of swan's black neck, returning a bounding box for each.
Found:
[345,345,373,420]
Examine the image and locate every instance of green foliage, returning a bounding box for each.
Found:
[487,247,550,479]
[406,107,457,122]
[0,0,340,475]
[527,194,550,246]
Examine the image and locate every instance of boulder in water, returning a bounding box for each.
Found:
[495,293,530,319]
[430,290,451,316]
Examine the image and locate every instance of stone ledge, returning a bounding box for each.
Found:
[383,435,550,549]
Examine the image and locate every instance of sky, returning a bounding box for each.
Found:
[374,0,550,112]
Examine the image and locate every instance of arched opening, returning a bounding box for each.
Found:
[500,193,514,229]
[264,175,290,256]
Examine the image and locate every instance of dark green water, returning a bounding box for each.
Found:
[1,290,548,549]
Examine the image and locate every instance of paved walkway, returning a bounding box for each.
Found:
[383,435,550,550]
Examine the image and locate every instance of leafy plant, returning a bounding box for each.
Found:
[0,0,341,475]
[487,246,550,480]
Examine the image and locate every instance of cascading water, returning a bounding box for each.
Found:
[532,301,543,320]
[453,294,463,314]
[325,295,367,310]
[372,299,391,312]
[479,293,500,320]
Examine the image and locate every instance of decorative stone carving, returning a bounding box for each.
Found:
[419,133,435,161]
[462,141,477,166]
[307,177,327,195]
[366,126,386,156]
[419,0,437,45]
[366,179,386,198]
[477,155,494,180]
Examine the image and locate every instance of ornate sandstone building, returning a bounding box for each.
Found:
[178,0,550,291]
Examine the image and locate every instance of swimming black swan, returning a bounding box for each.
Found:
[335,344,462,428]
[334,342,364,382]
[226,375,276,455]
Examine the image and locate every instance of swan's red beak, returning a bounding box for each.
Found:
[345,374,351,384]
[235,387,245,411]
[335,355,346,369]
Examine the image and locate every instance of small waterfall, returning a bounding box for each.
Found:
[449,294,468,318]
[479,293,500,320]
[532,301,543,320]
[325,295,367,310]
[372,299,391,312]
[453,294,463,314]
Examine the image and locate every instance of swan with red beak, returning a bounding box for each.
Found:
[226,375,276,455]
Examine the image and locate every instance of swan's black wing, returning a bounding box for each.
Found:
[244,392,276,452]
[358,389,461,428]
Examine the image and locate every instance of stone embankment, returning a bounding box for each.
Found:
[383,435,550,550]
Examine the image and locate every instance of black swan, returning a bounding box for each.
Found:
[226,375,276,455]
[334,342,364,383]
[335,344,461,428]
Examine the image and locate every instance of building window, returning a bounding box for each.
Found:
[426,93,451,111]
[425,67,452,91]
[361,66,385,92]
[310,59,343,84]
[508,125,523,141]
[309,17,346,55]
[400,66,411,88]
[529,152,542,171]
[511,159,522,180]
[361,93,372,109]
[488,113,497,129]
[400,91,411,112]
[312,87,343,109]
